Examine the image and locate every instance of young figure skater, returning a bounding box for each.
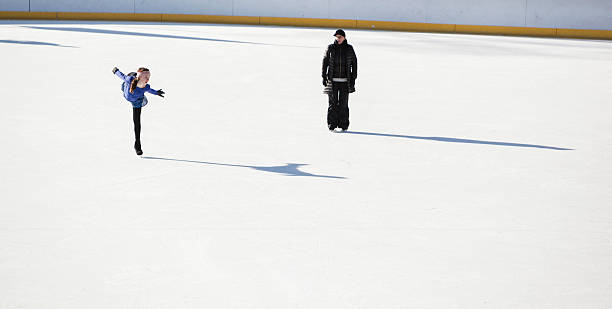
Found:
[112,67,165,155]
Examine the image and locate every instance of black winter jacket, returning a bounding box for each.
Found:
[322,40,357,84]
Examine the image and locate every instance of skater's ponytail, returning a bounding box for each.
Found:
[129,67,150,94]
[129,78,138,94]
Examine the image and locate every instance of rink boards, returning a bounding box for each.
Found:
[1,11,612,40]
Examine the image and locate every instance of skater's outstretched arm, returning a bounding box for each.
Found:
[145,86,164,97]
[112,67,129,82]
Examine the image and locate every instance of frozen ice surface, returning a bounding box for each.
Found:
[1,20,612,308]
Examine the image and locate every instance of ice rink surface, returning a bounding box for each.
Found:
[1,20,612,308]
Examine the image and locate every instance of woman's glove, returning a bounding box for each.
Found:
[112,67,119,74]
[157,89,165,97]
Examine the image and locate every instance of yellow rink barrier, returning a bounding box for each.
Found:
[260,16,356,29]
[556,28,612,40]
[162,14,259,25]
[2,11,612,40]
[356,20,456,33]
[57,12,162,22]
[0,11,56,19]
[455,24,557,37]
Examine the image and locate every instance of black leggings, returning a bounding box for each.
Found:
[133,107,141,143]
[327,82,350,129]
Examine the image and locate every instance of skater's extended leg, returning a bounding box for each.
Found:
[133,107,143,154]
[133,107,142,142]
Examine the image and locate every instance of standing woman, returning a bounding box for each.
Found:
[112,67,165,155]
[322,29,357,131]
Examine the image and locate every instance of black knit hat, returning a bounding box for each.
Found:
[333,29,346,37]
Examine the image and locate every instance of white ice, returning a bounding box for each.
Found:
[1,20,612,308]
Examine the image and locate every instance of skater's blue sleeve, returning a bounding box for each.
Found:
[114,70,129,82]
[145,85,159,94]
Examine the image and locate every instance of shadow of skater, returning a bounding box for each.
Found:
[0,39,77,48]
[22,26,316,48]
[342,131,573,150]
[142,157,346,179]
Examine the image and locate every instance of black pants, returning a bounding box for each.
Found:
[327,82,350,130]
[133,107,141,144]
